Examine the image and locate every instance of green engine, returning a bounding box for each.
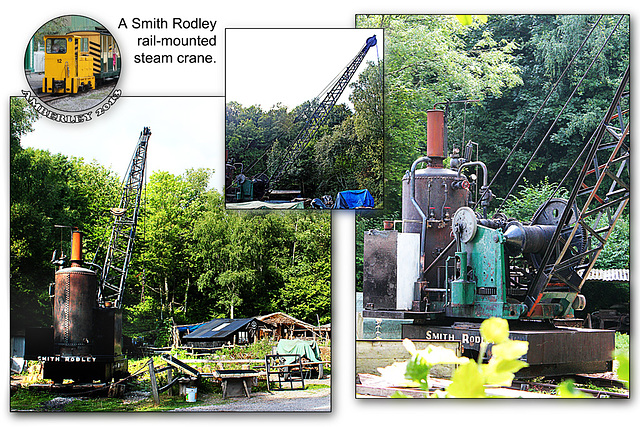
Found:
[446,204,587,322]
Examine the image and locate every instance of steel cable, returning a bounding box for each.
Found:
[472,15,603,213]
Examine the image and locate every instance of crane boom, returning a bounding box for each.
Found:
[268,35,378,185]
[525,67,630,314]
[97,127,151,308]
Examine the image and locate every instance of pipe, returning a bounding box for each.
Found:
[70,229,83,267]
[457,161,491,217]
[457,161,488,188]
[441,180,449,220]
[410,156,432,279]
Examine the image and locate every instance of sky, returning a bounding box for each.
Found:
[226,28,383,111]
[20,96,226,192]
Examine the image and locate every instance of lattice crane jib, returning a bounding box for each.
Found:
[268,35,378,185]
[525,67,630,316]
[98,127,151,309]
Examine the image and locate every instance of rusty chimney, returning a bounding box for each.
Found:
[70,229,83,267]
[426,109,445,166]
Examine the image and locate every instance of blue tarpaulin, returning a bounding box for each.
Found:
[334,189,374,209]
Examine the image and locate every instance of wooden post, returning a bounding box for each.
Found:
[148,358,160,405]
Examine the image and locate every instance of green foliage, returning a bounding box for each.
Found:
[214,337,276,360]
[9,389,57,411]
[445,360,487,398]
[381,317,529,398]
[613,333,629,387]
[593,213,629,269]
[556,379,591,398]
[355,15,629,214]
[193,208,331,325]
[357,14,523,212]
[10,98,38,159]
[498,177,568,221]
[615,350,629,386]
[10,110,332,342]
[10,138,119,329]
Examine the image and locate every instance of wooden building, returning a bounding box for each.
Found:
[258,312,331,341]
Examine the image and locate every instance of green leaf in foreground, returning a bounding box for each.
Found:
[556,380,591,398]
[446,360,486,398]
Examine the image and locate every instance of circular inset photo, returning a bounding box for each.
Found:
[24,15,121,112]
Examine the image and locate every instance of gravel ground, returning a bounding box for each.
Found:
[45,83,117,112]
[173,379,331,412]
[174,387,331,412]
[24,72,118,112]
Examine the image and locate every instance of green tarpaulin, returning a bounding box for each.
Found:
[276,339,321,364]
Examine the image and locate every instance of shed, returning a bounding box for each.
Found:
[181,318,270,349]
[258,312,330,341]
[581,268,629,331]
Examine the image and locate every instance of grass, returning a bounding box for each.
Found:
[615,332,629,353]
[64,394,206,412]
[9,389,57,411]
[11,339,330,411]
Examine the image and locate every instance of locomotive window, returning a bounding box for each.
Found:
[46,38,67,54]
[80,38,89,53]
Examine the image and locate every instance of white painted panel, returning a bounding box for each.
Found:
[396,232,420,310]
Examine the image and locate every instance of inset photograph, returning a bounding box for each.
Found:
[24,15,121,112]
[225,28,384,210]
[355,14,629,398]
[9,96,331,411]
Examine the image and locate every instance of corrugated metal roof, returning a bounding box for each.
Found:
[183,318,258,340]
[585,269,629,282]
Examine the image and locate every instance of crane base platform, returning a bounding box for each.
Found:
[401,322,615,378]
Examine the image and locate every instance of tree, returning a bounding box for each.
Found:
[356,14,523,213]
[226,62,384,202]
[134,169,212,324]
[10,99,120,330]
[10,98,38,160]
[459,15,629,201]
[278,213,332,324]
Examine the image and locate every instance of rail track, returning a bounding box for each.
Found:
[37,91,73,104]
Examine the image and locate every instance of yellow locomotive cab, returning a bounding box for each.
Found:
[43,35,96,94]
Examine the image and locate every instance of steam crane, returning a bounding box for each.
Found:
[228,35,378,202]
[25,128,151,384]
[362,67,629,377]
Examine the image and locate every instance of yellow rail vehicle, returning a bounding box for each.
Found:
[43,31,120,94]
